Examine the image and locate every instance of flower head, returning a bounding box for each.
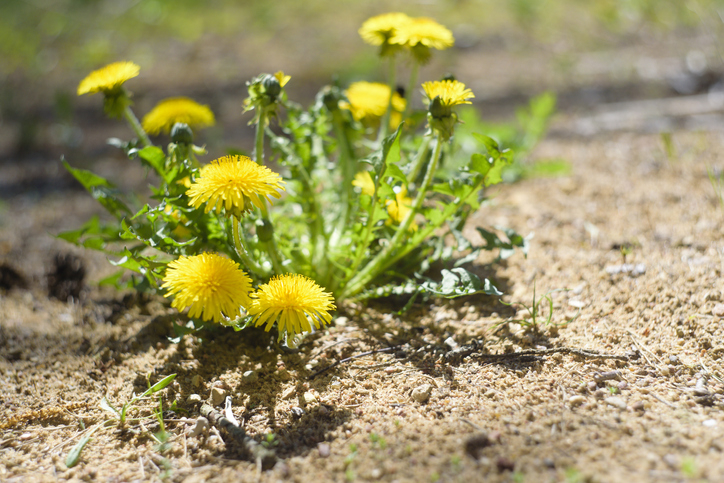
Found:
[142,97,216,135]
[248,274,336,346]
[162,253,252,323]
[353,171,375,196]
[422,80,474,108]
[77,61,140,96]
[390,17,454,62]
[359,12,411,46]
[187,155,286,218]
[77,61,140,118]
[387,187,418,231]
[341,81,406,127]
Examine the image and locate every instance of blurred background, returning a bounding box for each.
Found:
[1,0,723,167]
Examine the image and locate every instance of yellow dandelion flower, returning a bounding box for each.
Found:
[341,81,406,124]
[422,80,474,107]
[186,155,286,218]
[274,71,291,88]
[141,97,216,135]
[359,12,412,47]
[386,188,418,231]
[353,171,375,196]
[390,17,454,51]
[248,274,336,343]
[77,61,140,96]
[162,253,252,323]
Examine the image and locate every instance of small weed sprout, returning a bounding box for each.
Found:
[65,374,176,468]
[708,165,724,210]
[499,282,580,332]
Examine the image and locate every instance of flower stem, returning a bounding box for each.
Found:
[232,217,266,276]
[340,132,444,300]
[329,109,355,250]
[376,56,397,146]
[401,61,420,124]
[407,134,432,186]
[123,106,152,148]
[254,108,286,275]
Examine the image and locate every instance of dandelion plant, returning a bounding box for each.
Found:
[62,13,532,347]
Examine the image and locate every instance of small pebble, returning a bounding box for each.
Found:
[291,407,305,418]
[191,375,203,387]
[543,458,555,469]
[211,387,227,406]
[318,443,331,458]
[330,381,342,389]
[444,337,458,349]
[303,391,317,405]
[569,395,586,407]
[496,456,515,472]
[187,417,209,437]
[605,397,627,411]
[632,401,645,411]
[370,468,382,479]
[703,419,717,428]
[186,394,202,404]
[694,378,710,396]
[617,381,628,391]
[662,454,679,469]
[281,387,297,399]
[712,304,724,317]
[587,381,598,392]
[335,316,348,326]
[18,433,33,441]
[464,433,492,460]
[242,370,258,383]
[411,384,433,404]
[669,355,679,365]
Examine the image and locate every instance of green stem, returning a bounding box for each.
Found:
[232,217,266,276]
[407,135,432,186]
[376,56,397,145]
[329,109,356,249]
[340,132,444,300]
[345,172,382,283]
[254,109,266,166]
[254,108,286,275]
[384,174,485,271]
[123,106,152,148]
[401,61,420,124]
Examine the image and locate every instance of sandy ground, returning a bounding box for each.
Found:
[1,124,723,483]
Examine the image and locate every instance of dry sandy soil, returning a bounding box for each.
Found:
[2,122,724,483]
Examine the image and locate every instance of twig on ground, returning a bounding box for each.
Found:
[650,393,676,409]
[626,330,662,368]
[309,338,362,359]
[446,344,634,365]
[0,401,90,430]
[308,346,401,379]
[199,403,276,467]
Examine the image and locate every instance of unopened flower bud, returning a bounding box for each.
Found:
[428,96,451,120]
[256,218,274,242]
[262,74,282,100]
[171,122,194,145]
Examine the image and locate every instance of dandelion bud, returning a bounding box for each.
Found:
[171,122,193,145]
[262,74,282,100]
[428,96,451,120]
[320,86,341,112]
[256,218,274,242]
